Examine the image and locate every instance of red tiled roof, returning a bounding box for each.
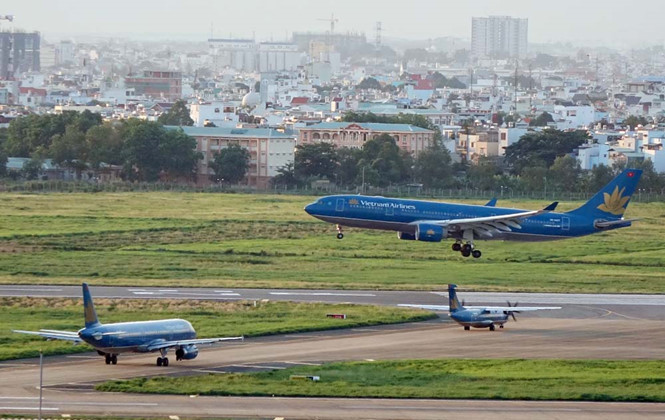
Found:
[291,97,309,105]
[19,87,47,96]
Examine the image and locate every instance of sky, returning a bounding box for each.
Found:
[4,0,664,47]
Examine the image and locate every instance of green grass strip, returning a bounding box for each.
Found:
[97,359,665,402]
[2,297,434,361]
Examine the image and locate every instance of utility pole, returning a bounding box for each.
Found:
[39,350,43,420]
[513,62,518,112]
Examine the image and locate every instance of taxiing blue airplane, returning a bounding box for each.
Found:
[400,284,561,331]
[14,283,243,367]
[305,169,642,258]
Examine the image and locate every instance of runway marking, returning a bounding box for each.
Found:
[0,397,39,400]
[270,292,376,297]
[65,355,100,359]
[346,405,583,412]
[282,361,322,366]
[0,406,59,410]
[237,364,287,369]
[0,287,63,292]
[61,402,158,406]
[131,291,240,297]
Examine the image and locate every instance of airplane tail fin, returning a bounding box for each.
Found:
[566,169,642,220]
[448,284,464,312]
[83,283,101,328]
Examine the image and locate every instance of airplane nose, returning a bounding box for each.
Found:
[304,202,315,214]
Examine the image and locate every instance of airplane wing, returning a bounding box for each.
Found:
[478,306,561,311]
[411,202,558,238]
[145,336,244,352]
[13,329,83,343]
[398,304,560,312]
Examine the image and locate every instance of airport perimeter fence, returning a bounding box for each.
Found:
[2,180,665,203]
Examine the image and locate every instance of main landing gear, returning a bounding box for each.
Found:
[156,348,169,367]
[452,241,482,258]
[336,224,344,240]
[104,353,117,365]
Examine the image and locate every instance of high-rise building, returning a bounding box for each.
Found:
[0,32,40,79]
[471,16,528,59]
[125,70,182,101]
[208,39,300,73]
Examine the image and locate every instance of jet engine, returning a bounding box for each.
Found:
[397,232,416,240]
[415,224,444,242]
[175,344,199,361]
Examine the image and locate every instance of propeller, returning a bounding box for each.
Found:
[505,301,521,321]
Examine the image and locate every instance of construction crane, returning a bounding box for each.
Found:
[318,14,338,33]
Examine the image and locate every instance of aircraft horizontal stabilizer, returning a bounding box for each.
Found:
[13,329,82,343]
[595,218,640,228]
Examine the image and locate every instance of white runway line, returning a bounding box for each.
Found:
[0,406,59,410]
[0,287,63,292]
[270,292,376,297]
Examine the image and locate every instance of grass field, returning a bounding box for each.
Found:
[97,359,665,402]
[2,297,433,361]
[1,192,664,293]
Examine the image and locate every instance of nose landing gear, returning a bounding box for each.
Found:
[336,224,344,239]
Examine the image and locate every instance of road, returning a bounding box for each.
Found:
[1,284,664,419]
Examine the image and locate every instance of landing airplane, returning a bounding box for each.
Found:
[14,283,243,367]
[305,169,642,258]
[400,284,561,331]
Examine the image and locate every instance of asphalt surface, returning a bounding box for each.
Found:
[1,284,664,319]
[1,285,665,419]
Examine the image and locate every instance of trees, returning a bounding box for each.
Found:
[209,144,250,184]
[157,100,194,126]
[356,77,382,90]
[504,129,589,175]
[294,143,338,181]
[623,115,649,128]
[413,143,453,188]
[335,147,362,187]
[85,123,125,169]
[271,162,299,188]
[50,126,89,176]
[0,127,7,177]
[158,128,202,181]
[360,134,411,187]
[5,112,102,157]
[530,111,554,127]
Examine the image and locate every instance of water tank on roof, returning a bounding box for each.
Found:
[241,92,260,107]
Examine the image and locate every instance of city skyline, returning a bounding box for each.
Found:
[4,0,665,48]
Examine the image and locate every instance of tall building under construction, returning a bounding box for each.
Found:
[0,31,40,79]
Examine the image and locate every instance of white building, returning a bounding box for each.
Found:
[577,143,611,170]
[190,101,239,127]
[471,16,528,59]
[209,39,300,73]
[552,105,595,129]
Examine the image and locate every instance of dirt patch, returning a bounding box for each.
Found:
[0,243,42,253]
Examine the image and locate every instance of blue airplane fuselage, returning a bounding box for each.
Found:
[78,319,195,354]
[305,195,625,242]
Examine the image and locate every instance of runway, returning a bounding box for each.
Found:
[2,313,665,419]
[1,284,664,319]
[2,284,664,418]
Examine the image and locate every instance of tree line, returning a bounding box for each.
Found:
[0,107,201,182]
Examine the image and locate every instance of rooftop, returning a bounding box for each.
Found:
[302,122,434,133]
[167,126,297,139]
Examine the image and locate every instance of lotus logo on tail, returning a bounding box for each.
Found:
[597,186,630,216]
